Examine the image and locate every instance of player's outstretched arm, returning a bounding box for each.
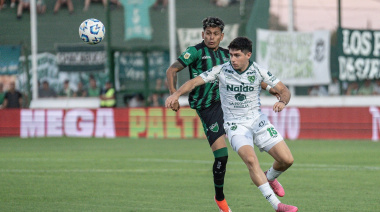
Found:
[273,81,291,113]
[165,76,205,110]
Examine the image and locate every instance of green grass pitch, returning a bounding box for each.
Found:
[0,137,379,211]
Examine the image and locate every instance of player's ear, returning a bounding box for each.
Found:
[202,31,205,39]
[220,32,224,41]
[246,52,252,59]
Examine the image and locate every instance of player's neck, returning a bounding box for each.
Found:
[237,61,250,73]
[210,46,219,51]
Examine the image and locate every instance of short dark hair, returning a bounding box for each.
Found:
[202,17,225,32]
[228,37,252,53]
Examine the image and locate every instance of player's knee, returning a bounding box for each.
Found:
[281,156,294,168]
[214,156,228,171]
[244,157,259,171]
[213,156,228,182]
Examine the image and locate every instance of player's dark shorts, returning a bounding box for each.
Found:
[196,101,226,146]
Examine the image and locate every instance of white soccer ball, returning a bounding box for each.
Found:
[79,18,105,45]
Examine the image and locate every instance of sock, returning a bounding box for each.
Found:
[258,182,281,210]
[213,147,228,201]
[266,166,283,181]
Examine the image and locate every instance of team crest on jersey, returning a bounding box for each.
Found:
[184,52,191,59]
[209,122,219,132]
[248,75,255,83]
[235,93,246,101]
[267,71,273,76]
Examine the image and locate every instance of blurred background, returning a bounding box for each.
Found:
[0,0,380,140]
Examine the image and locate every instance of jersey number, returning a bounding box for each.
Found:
[267,127,278,137]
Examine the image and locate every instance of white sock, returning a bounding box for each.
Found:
[258,182,281,210]
[266,166,283,181]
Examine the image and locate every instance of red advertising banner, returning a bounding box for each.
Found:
[0,107,378,141]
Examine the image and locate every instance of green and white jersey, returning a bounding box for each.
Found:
[200,61,280,122]
[178,41,230,110]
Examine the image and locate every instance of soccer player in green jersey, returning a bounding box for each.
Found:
[166,17,232,211]
[166,37,298,212]
[166,17,277,212]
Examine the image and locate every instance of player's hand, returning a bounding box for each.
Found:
[273,101,286,113]
[171,100,180,112]
[165,94,180,110]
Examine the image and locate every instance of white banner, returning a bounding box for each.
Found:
[177,24,239,52]
[256,29,331,86]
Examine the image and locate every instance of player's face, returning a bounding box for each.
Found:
[229,49,252,72]
[202,27,224,50]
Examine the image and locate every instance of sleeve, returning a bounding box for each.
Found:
[256,62,280,87]
[177,46,199,67]
[199,65,222,83]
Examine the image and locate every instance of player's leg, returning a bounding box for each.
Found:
[233,135,297,212]
[211,136,231,212]
[211,136,228,201]
[251,117,290,197]
[267,140,294,175]
[265,140,294,197]
[197,102,231,211]
[234,137,282,210]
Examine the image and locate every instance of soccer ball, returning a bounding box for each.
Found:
[79,18,105,45]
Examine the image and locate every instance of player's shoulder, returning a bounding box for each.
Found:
[219,62,233,73]
[251,61,260,70]
[193,41,207,51]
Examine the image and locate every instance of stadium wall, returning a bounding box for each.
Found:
[0,106,379,141]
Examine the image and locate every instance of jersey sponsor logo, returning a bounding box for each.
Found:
[227,84,254,92]
[202,56,211,59]
[248,75,255,83]
[184,52,191,59]
[229,99,253,108]
[209,122,219,133]
[234,93,246,101]
[224,69,234,74]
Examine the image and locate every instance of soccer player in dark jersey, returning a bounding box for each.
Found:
[166,17,277,212]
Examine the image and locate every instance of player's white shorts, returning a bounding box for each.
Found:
[224,114,283,152]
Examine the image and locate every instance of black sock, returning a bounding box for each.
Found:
[213,155,228,201]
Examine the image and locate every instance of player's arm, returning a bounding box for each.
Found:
[272,81,291,113]
[166,61,185,95]
[261,82,280,100]
[165,76,205,109]
[166,61,185,111]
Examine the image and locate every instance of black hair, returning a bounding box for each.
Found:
[202,17,225,32]
[228,37,252,53]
